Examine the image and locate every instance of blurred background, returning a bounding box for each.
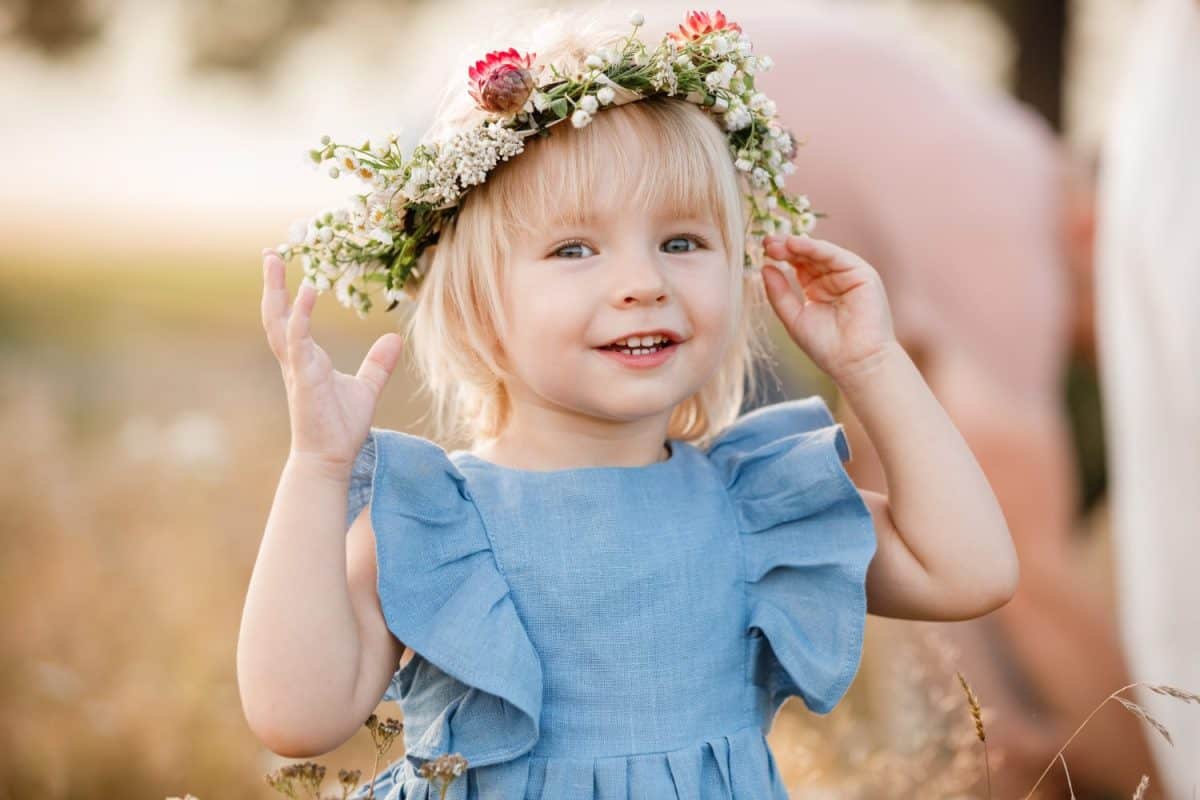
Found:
[2,0,1195,798]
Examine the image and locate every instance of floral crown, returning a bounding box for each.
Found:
[274,9,815,317]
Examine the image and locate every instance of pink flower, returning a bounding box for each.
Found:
[668,10,742,44]
[467,48,537,115]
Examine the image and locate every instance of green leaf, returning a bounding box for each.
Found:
[550,98,569,119]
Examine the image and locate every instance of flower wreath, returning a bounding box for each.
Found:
[274,9,816,317]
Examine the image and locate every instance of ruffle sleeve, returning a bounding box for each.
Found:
[706,396,878,718]
[344,428,544,774]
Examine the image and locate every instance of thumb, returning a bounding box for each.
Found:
[355,333,404,397]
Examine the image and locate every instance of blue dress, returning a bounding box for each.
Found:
[343,396,877,800]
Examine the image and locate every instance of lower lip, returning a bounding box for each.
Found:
[595,342,680,369]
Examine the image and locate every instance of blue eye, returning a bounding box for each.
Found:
[550,234,709,259]
[663,235,706,253]
[553,240,595,259]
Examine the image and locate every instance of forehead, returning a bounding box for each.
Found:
[486,97,738,245]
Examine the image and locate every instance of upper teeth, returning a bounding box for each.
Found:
[613,334,670,348]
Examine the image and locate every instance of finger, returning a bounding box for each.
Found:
[285,280,318,367]
[763,238,867,298]
[760,263,806,332]
[355,333,405,397]
[781,236,868,272]
[261,250,290,361]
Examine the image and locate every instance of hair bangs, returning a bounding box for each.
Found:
[484,97,744,263]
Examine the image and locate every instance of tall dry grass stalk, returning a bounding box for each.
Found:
[955,671,991,800]
[981,680,1199,800]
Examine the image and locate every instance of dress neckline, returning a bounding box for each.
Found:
[450,439,685,477]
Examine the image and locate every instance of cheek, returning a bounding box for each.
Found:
[506,273,589,360]
[688,271,737,343]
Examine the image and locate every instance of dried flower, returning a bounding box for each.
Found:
[468,48,537,115]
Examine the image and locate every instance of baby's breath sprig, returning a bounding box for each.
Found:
[275,8,815,316]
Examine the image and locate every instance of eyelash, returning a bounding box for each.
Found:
[551,234,711,258]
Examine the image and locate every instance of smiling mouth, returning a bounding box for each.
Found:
[597,340,674,355]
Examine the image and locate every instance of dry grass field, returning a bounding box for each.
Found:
[0,251,1139,799]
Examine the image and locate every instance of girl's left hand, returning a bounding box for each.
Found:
[761,235,898,386]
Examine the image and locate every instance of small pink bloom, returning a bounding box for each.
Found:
[467,48,537,115]
[668,10,742,44]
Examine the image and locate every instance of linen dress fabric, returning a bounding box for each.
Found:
[343,397,878,799]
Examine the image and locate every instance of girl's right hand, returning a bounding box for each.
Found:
[260,249,405,475]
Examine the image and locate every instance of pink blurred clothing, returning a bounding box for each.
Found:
[742,5,1072,409]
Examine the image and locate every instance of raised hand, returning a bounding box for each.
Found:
[760,235,899,387]
[260,249,405,474]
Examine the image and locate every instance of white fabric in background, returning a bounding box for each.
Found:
[1095,0,1200,795]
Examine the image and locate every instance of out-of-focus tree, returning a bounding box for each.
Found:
[976,0,1070,129]
[0,0,426,73]
[0,0,107,56]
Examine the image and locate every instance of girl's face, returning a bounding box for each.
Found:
[497,202,735,428]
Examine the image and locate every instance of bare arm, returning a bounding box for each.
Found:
[760,235,1018,620]
[840,353,1163,793]
[838,342,1020,620]
[237,456,389,756]
[238,249,406,757]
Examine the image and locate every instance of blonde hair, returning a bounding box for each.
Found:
[399,10,779,449]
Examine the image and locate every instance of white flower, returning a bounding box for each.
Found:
[629,10,644,26]
[318,226,334,243]
[580,94,599,114]
[370,136,390,157]
[720,61,737,78]
[585,54,604,69]
[742,56,758,76]
[712,96,729,113]
[761,100,776,118]
[749,92,767,109]
[781,161,797,175]
[766,196,778,209]
[796,194,811,211]
[532,91,550,111]
[774,173,786,188]
[713,35,732,55]
[288,219,309,245]
[368,227,393,247]
[705,71,727,89]
[320,134,331,145]
[797,211,816,233]
[751,167,770,188]
[315,273,332,291]
[723,106,752,131]
[334,147,360,172]
[758,55,774,71]
[597,86,615,105]
[571,109,592,128]
[675,54,692,68]
[334,209,350,224]
[737,40,752,56]
[734,158,754,172]
[328,166,341,178]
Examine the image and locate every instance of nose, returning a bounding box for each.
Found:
[612,251,669,307]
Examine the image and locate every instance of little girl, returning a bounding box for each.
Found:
[239,8,1019,799]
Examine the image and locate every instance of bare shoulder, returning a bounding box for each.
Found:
[346,504,411,689]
